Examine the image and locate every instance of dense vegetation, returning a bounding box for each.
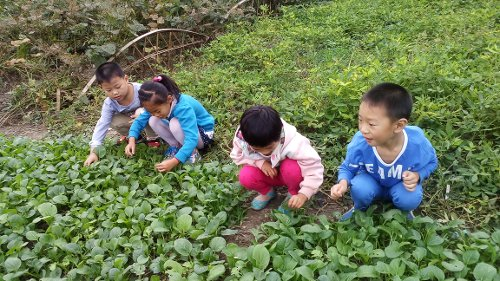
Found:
[1,0,499,279]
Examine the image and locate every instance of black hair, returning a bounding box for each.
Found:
[95,62,124,84]
[239,105,283,147]
[361,83,413,120]
[138,74,181,105]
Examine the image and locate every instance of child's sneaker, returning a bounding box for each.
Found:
[407,210,415,220]
[145,138,162,148]
[164,146,180,159]
[251,190,277,210]
[186,149,202,164]
[340,207,355,221]
[115,136,128,145]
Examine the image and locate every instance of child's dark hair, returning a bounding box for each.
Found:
[240,105,283,147]
[362,83,413,120]
[139,74,181,104]
[95,62,124,84]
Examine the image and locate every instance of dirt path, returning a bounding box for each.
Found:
[0,89,49,140]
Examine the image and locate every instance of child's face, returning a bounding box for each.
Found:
[100,76,130,102]
[358,102,406,147]
[250,141,279,156]
[143,95,174,119]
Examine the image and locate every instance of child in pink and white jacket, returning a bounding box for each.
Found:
[230,105,324,212]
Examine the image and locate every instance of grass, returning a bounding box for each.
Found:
[168,0,499,227]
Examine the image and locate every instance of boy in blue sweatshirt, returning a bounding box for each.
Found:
[331,83,438,220]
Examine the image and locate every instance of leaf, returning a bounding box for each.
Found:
[461,250,480,265]
[209,237,226,252]
[441,260,464,272]
[151,220,168,233]
[266,271,281,281]
[125,206,134,217]
[37,202,57,217]
[296,265,314,281]
[147,184,161,195]
[491,229,500,244]
[412,247,427,261]
[207,264,225,281]
[300,224,322,233]
[194,263,208,274]
[4,257,22,272]
[176,214,193,232]
[427,235,444,246]
[221,229,238,236]
[357,265,378,278]
[98,43,116,55]
[420,265,445,281]
[174,238,192,256]
[402,278,419,281]
[375,261,390,274]
[252,244,270,270]
[164,260,184,274]
[205,211,227,234]
[385,242,403,258]
[473,263,497,281]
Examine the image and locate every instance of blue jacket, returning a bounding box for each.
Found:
[338,126,438,187]
[129,94,215,163]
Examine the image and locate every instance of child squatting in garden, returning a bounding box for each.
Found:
[125,74,215,172]
[84,62,156,166]
[331,83,438,220]
[230,105,324,212]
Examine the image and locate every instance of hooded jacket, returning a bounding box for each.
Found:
[230,119,324,199]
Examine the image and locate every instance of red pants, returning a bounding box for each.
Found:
[238,158,303,195]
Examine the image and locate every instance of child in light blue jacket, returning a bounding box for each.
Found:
[125,74,215,172]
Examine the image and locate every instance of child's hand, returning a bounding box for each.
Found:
[402,171,419,191]
[261,161,277,178]
[125,138,136,156]
[155,158,179,173]
[330,180,348,200]
[288,193,308,209]
[84,152,99,166]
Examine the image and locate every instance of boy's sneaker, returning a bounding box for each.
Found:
[407,210,415,220]
[340,207,355,221]
[164,146,180,159]
[186,149,202,164]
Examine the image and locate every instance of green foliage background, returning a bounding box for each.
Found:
[1,0,499,280]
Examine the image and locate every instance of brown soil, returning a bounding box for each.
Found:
[0,123,49,140]
[0,88,49,139]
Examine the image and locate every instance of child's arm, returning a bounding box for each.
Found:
[337,134,363,185]
[125,110,151,156]
[290,139,324,200]
[127,110,151,140]
[84,101,115,166]
[331,134,363,199]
